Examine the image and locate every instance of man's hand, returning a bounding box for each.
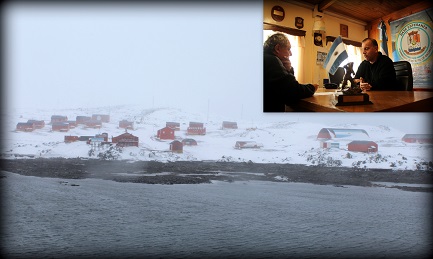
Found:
[356,77,372,91]
[360,82,372,91]
[354,77,363,84]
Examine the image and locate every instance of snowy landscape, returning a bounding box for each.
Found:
[2,105,432,171]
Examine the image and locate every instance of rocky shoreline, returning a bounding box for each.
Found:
[1,158,433,192]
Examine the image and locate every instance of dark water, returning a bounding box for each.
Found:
[1,171,432,258]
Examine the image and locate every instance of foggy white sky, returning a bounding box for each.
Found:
[3,1,431,133]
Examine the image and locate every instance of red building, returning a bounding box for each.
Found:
[92,114,110,123]
[51,115,68,124]
[27,120,45,129]
[16,122,36,132]
[64,136,79,143]
[170,140,183,153]
[187,122,206,135]
[119,120,134,130]
[157,126,175,140]
[112,132,139,147]
[166,122,180,131]
[222,121,238,129]
[189,122,204,128]
[402,134,433,144]
[66,121,77,128]
[76,116,91,125]
[52,122,70,132]
[347,141,378,153]
[85,120,102,128]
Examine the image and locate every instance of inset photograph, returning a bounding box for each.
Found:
[263,0,433,112]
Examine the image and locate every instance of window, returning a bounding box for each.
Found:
[325,37,363,73]
[339,44,363,73]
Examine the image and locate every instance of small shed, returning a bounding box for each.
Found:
[166,122,180,131]
[112,132,139,147]
[170,140,183,153]
[64,136,79,143]
[52,122,70,132]
[347,141,378,153]
[76,116,91,124]
[27,120,45,129]
[182,138,197,146]
[16,122,36,132]
[119,120,134,130]
[222,121,238,129]
[51,115,68,124]
[402,134,433,144]
[157,126,175,140]
[92,114,110,123]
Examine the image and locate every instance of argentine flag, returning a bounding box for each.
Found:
[378,20,389,56]
[323,36,348,75]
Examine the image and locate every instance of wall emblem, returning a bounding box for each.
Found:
[295,17,304,29]
[396,21,433,64]
[271,6,285,22]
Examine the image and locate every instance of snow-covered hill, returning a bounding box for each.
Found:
[2,106,432,170]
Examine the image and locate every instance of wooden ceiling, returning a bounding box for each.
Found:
[288,0,429,23]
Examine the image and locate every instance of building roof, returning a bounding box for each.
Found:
[182,138,196,141]
[159,126,174,131]
[51,115,67,119]
[317,128,369,139]
[348,140,377,145]
[115,132,137,138]
[402,134,433,139]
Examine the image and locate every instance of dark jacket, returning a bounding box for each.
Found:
[264,53,316,112]
[354,52,397,90]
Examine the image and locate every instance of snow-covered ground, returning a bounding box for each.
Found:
[1,105,432,170]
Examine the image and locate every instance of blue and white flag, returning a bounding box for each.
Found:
[378,20,389,56]
[323,36,348,75]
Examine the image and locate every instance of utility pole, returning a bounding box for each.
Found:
[207,99,210,122]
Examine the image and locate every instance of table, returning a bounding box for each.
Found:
[290,89,433,112]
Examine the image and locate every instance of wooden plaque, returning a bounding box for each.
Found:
[340,24,348,37]
[336,93,372,106]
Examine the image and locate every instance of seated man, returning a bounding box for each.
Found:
[263,33,318,112]
[354,38,397,91]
